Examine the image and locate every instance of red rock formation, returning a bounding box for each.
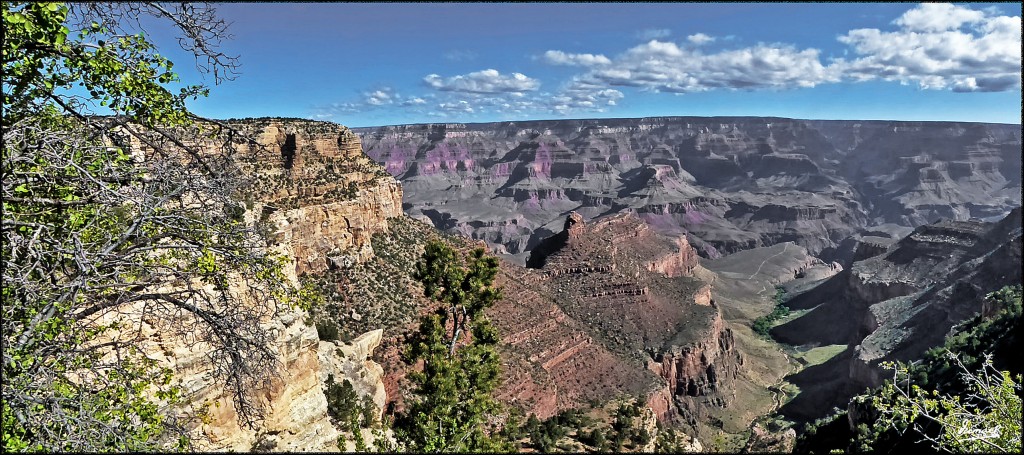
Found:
[647,236,700,278]
[646,308,741,423]
[489,211,742,424]
[488,266,659,419]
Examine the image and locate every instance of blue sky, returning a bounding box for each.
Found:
[154,3,1021,127]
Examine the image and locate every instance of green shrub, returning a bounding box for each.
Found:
[753,286,790,337]
[316,320,340,342]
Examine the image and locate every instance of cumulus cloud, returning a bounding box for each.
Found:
[547,80,624,114]
[365,89,394,106]
[314,4,1017,122]
[424,69,541,94]
[687,33,715,45]
[563,39,839,94]
[542,50,612,66]
[541,4,1018,96]
[401,97,428,106]
[436,100,475,114]
[637,28,671,40]
[310,87,428,119]
[894,3,985,32]
[839,3,1021,91]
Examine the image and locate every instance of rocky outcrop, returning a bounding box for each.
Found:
[647,235,701,278]
[494,212,741,426]
[775,208,1022,420]
[488,264,662,420]
[356,117,1020,263]
[743,423,796,453]
[132,119,400,451]
[234,120,403,275]
[647,308,742,424]
[318,330,387,422]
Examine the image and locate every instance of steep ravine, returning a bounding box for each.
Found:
[774,208,1023,421]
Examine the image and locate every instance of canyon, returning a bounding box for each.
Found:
[775,206,1022,421]
[489,210,741,427]
[355,117,1020,264]
[127,116,1019,452]
[353,115,1021,448]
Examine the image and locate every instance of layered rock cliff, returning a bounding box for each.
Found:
[647,308,741,426]
[236,120,403,275]
[355,117,1020,263]
[488,211,742,427]
[129,119,403,451]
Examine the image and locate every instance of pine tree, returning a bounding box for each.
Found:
[389,241,513,452]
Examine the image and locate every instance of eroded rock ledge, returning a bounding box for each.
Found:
[130,119,400,451]
[490,211,741,428]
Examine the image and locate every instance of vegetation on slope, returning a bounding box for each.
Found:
[795,285,1023,453]
[375,240,512,452]
[304,216,470,343]
[512,400,654,452]
[753,286,790,337]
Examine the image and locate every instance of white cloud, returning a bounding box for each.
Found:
[365,89,393,106]
[894,3,985,32]
[547,81,624,114]
[543,3,1019,96]
[637,28,671,40]
[314,3,1019,122]
[437,100,475,114]
[542,50,612,67]
[310,87,421,119]
[402,97,427,106]
[839,3,1021,92]
[566,40,839,94]
[627,40,685,58]
[687,33,715,45]
[424,69,541,94]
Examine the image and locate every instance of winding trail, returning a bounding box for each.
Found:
[746,243,790,280]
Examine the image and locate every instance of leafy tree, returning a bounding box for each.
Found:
[796,286,1023,453]
[869,353,1021,453]
[585,427,608,451]
[388,241,511,452]
[3,2,304,451]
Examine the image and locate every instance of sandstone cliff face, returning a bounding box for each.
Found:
[356,117,1020,263]
[238,120,403,275]
[143,119,400,451]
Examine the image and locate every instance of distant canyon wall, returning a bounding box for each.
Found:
[355,117,1021,262]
